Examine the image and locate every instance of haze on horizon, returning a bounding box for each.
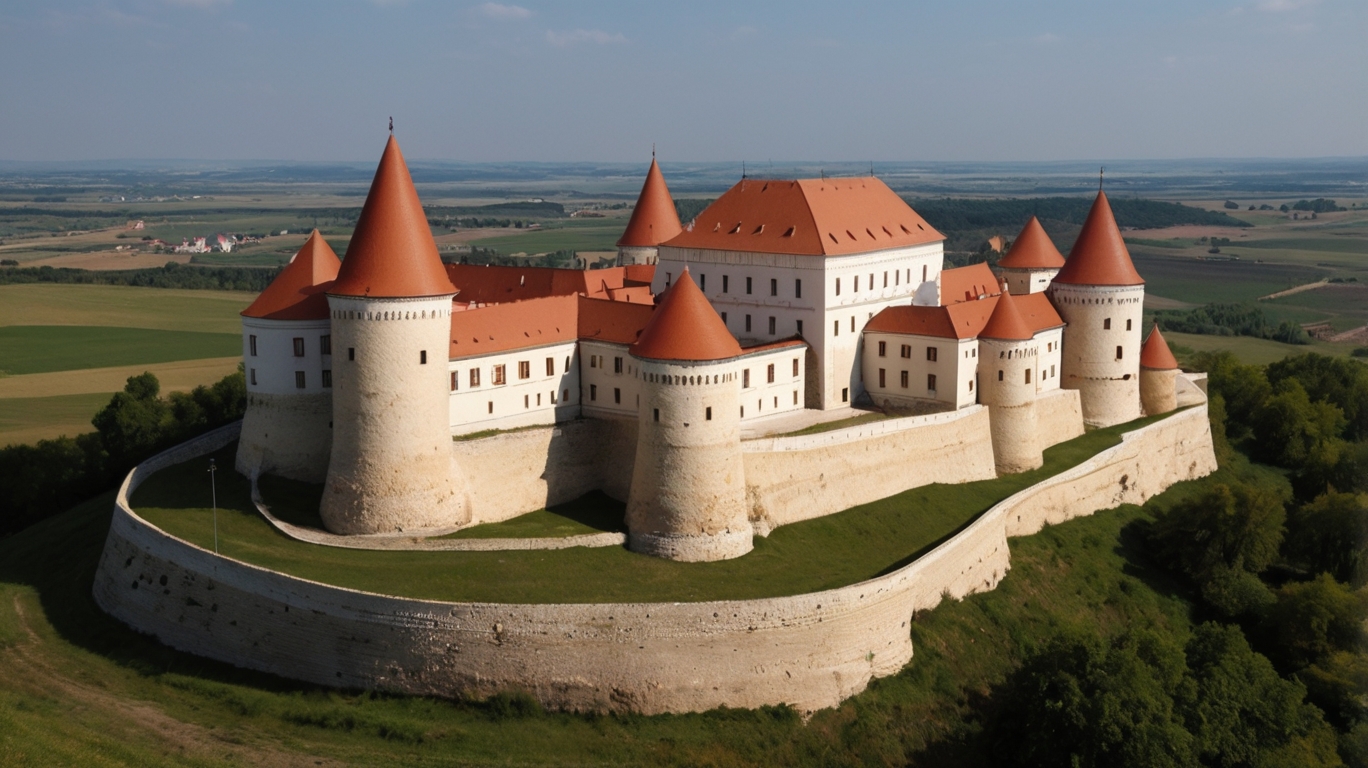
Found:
[0,0,1363,164]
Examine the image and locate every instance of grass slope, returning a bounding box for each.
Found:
[0,421,1246,766]
[132,417,1160,604]
[0,326,241,376]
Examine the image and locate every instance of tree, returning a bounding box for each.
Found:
[91,372,169,469]
[1263,573,1367,671]
[1285,492,1368,587]
[1267,354,1368,441]
[1192,351,1271,440]
[1251,379,1346,469]
[1149,482,1286,582]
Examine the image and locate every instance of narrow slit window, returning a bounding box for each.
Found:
[293,337,305,357]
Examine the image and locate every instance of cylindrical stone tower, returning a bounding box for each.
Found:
[626,269,752,562]
[1140,323,1179,416]
[615,155,683,267]
[320,135,470,535]
[236,230,340,483]
[997,215,1065,296]
[979,289,1042,474]
[1048,192,1145,428]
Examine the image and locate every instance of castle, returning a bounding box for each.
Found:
[234,135,1182,561]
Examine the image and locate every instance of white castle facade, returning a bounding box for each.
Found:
[234,136,1183,562]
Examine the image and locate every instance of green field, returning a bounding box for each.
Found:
[1130,252,1328,304]
[0,393,111,446]
[0,284,253,334]
[132,417,1162,604]
[0,326,240,376]
[470,223,622,255]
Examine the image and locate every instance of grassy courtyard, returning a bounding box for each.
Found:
[131,413,1167,604]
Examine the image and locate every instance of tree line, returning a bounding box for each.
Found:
[1155,302,1312,345]
[0,262,280,292]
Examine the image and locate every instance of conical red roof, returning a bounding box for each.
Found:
[979,287,1035,341]
[242,230,341,320]
[617,158,683,248]
[998,216,1065,269]
[1053,192,1144,286]
[329,135,457,298]
[1141,324,1179,370]
[630,269,742,362]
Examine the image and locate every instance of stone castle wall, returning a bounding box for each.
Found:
[1035,388,1086,449]
[95,406,1215,715]
[235,392,332,483]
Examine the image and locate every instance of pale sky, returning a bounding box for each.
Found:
[0,0,1363,162]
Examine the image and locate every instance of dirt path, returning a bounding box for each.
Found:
[4,594,342,767]
[1258,280,1329,301]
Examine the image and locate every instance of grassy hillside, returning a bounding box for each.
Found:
[0,326,240,376]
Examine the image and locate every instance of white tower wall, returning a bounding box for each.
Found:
[1048,283,1145,427]
[236,317,333,482]
[616,245,658,266]
[321,295,471,535]
[626,357,752,562]
[999,267,1059,296]
[1140,368,1178,416]
[979,337,1042,474]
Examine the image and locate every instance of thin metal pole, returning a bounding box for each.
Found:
[209,459,218,554]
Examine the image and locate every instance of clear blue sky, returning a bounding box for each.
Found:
[1,1,1363,162]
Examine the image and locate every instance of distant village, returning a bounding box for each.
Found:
[121,219,270,254]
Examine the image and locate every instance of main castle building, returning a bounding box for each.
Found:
[235,135,1179,561]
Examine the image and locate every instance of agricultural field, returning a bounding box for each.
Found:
[0,284,251,447]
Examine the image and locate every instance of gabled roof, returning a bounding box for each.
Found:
[867,292,1063,342]
[1141,324,1179,370]
[448,295,577,360]
[1053,191,1144,287]
[617,158,683,248]
[663,177,943,257]
[940,263,1001,305]
[1014,291,1066,334]
[980,289,1034,341]
[629,269,742,361]
[443,263,655,306]
[998,216,1065,270]
[330,135,457,298]
[577,295,656,345]
[242,230,341,320]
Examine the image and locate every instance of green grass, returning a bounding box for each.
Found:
[1130,252,1328,305]
[0,283,253,334]
[1236,237,1368,254]
[0,326,241,376]
[131,416,1165,604]
[0,412,1252,766]
[0,393,110,446]
[469,225,622,255]
[438,493,626,539]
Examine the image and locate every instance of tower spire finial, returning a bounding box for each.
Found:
[389,116,393,134]
[652,142,655,159]
[1099,166,1104,192]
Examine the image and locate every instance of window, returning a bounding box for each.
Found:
[493,364,506,385]
[524,394,529,409]
[348,347,355,361]
[796,319,804,336]
[835,277,841,296]
[450,371,458,391]
[922,265,928,282]
[795,279,802,298]
[721,312,728,325]
[900,370,909,388]
[767,363,775,383]
[743,369,751,388]
[834,320,840,336]
[488,401,493,414]
[249,335,258,356]
[665,272,672,287]
[842,387,849,403]
[470,368,481,387]
[926,346,938,362]
[590,384,598,401]
[1104,318,1112,330]
[706,406,714,420]
[249,368,256,385]
[793,390,799,405]
[653,408,659,422]
[969,380,974,391]
[519,360,530,379]
[745,314,752,332]
[1126,319,1133,331]
[613,357,623,374]
[293,337,305,357]
[589,355,597,369]
[878,368,886,387]
[614,387,621,404]
[901,344,911,359]
[869,273,874,290]
[895,270,900,286]
[792,358,800,376]
[320,335,331,355]
[1051,364,1056,377]
[1116,345,1124,360]
[998,370,1004,381]
[878,341,887,357]
[850,316,855,332]
[295,371,306,389]
[770,278,777,296]
[565,356,571,372]
[746,276,753,295]
[768,316,776,335]
[928,373,937,391]
[700,274,706,291]
[546,357,555,376]
[563,388,569,402]
[883,271,888,288]
[1025,369,1032,384]
[854,275,859,292]
[722,275,729,293]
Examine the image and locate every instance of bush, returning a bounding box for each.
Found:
[1285,492,1368,587]
[1263,574,1367,671]
[1148,482,1286,581]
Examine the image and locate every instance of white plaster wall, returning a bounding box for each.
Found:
[241,317,333,395]
[94,405,1215,716]
[1036,327,1063,393]
[1000,267,1058,296]
[862,333,976,411]
[736,346,806,421]
[1048,283,1145,427]
[448,342,579,435]
[579,340,640,417]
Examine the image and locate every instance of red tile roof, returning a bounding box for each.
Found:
[448,295,577,360]
[577,295,656,345]
[940,262,1001,305]
[617,158,683,248]
[1141,324,1179,370]
[998,216,1065,270]
[663,177,943,256]
[1053,192,1144,287]
[867,292,1062,342]
[443,263,655,306]
[980,290,1034,341]
[242,230,340,320]
[330,136,457,298]
[1014,291,1066,334]
[629,269,742,361]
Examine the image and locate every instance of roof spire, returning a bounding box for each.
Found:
[652,142,655,159]
[1099,166,1104,192]
[616,154,683,248]
[389,116,393,134]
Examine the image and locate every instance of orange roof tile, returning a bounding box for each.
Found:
[447,295,577,360]
[330,136,457,298]
[577,295,656,345]
[940,263,1001,305]
[629,269,742,361]
[1053,192,1144,287]
[242,230,341,320]
[980,289,1034,341]
[866,298,997,341]
[617,158,683,248]
[443,263,656,306]
[663,177,943,257]
[1013,291,1066,334]
[739,337,807,355]
[998,216,1065,270]
[1141,324,1179,370]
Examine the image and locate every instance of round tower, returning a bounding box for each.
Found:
[626,269,752,562]
[979,288,1043,474]
[997,215,1065,296]
[616,155,683,266]
[237,230,340,483]
[320,135,471,535]
[1139,324,1180,416]
[1047,191,1145,428]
